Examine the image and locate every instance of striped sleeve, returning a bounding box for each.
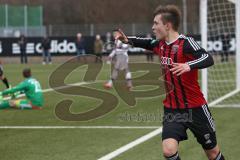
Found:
[183,37,214,69]
[2,81,27,95]
[127,36,159,51]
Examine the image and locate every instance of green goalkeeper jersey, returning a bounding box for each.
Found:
[2,77,44,107]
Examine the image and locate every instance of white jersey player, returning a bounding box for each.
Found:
[104,40,132,90]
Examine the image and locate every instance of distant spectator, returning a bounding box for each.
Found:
[220,32,230,62]
[18,34,27,64]
[94,34,104,63]
[75,33,86,59]
[41,36,52,65]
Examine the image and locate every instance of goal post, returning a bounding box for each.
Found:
[200,0,208,101]
[236,0,240,90]
[201,0,240,107]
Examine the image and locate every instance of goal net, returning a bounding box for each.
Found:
[202,0,240,107]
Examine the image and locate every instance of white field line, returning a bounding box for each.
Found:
[209,89,240,107]
[0,126,161,129]
[98,127,162,160]
[227,0,235,4]
[3,81,88,100]
[1,81,162,130]
[7,81,240,108]
[211,104,240,108]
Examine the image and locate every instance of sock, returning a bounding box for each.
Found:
[0,100,11,109]
[125,72,132,79]
[215,152,225,160]
[126,79,132,87]
[108,79,113,85]
[165,152,181,160]
[2,77,10,88]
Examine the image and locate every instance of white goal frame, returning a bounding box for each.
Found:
[200,0,240,107]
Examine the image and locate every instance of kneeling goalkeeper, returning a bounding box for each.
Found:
[0,68,44,110]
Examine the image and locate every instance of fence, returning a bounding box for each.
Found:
[47,23,153,37]
[0,4,43,37]
[0,4,42,27]
[1,22,201,37]
[0,4,200,37]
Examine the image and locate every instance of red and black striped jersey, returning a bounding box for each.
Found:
[128,35,214,109]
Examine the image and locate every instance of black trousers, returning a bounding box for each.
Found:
[20,50,28,64]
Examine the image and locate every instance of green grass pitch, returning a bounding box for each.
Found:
[0,61,239,160]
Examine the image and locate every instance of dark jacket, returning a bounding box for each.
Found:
[18,36,26,51]
[76,38,85,50]
[41,38,51,50]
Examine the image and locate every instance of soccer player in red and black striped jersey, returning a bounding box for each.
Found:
[115,5,224,160]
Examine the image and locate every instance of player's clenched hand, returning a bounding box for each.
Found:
[114,29,128,43]
[170,63,191,76]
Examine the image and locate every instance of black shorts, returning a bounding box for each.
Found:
[162,104,217,150]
